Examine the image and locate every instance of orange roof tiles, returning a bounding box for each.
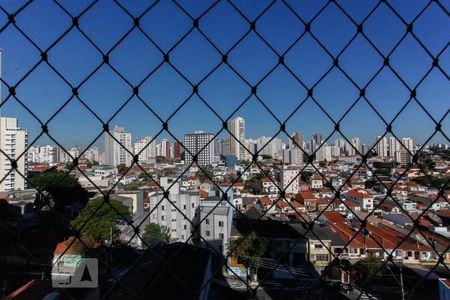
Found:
[259,197,272,206]
[345,189,371,199]
[300,191,316,200]
[323,211,346,224]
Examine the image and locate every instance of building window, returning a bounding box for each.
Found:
[218,221,224,227]
[161,205,165,211]
[219,233,224,239]
[315,244,323,249]
[316,254,328,261]
[206,219,210,225]
[184,224,187,230]
[162,216,165,221]
[206,230,210,237]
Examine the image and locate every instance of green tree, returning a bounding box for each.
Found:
[244,177,264,195]
[364,179,377,189]
[240,160,251,166]
[374,168,391,176]
[33,170,88,212]
[354,256,383,284]
[163,168,176,177]
[413,175,449,190]
[319,161,327,168]
[230,232,268,276]
[156,156,167,163]
[301,171,313,182]
[196,167,213,182]
[116,163,127,175]
[71,198,131,243]
[138,172,149,180]
[124,181,146,191]
[87,161,99,168]
[142,223,171,245]
[230,232,267,258]
[261,155,272,160]
[366,151,377,158]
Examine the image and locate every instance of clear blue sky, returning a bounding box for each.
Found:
[0,0,448,149]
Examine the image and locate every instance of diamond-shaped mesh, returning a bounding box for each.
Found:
[0,0,449,299]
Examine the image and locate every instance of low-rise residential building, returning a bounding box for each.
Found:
[344,189,374,211]
[281,167,300,195]
[148,178,199,242]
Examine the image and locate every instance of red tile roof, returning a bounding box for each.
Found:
[200,189,209,199]
[300,191,316,200]
[259,196,272,206]
[323,211,346,224]
[276,200,290,208]
[345,189,371,199]
[54,236,100,256]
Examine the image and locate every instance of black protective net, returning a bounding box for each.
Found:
[0,0,449,299]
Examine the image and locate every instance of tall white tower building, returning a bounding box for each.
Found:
[376,136,389,157]
[229,117,245,160]
[389,137,401,157]
[104,126,132,167]
[184,131,214,166]
[348,138,362,156]
[0,117,28,192]
[401,137,414,152]
[134,136,156,163]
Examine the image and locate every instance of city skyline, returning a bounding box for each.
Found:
[0,1,448,149]
[0,2,448,298]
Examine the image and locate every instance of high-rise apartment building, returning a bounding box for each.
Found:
[281,167,300,195]
[84,147,100,163]
[134,136,156,164]
[104,126,132,166]
[223,138,231,157]
[229,117,245,160]
[316,144,333,161]
[184,131,215,166]
[0,117,28,192]
[376,136,389,157]
[254,136,283,159]
[289,132,304,163]
[160,139,171,160]
[401,137,414,152]
[173,141,183,160]
[28,145,59,164]
[290,132,304,149]
[310,133,324,154]
[214,139,223,157]
[60,147,80,163]
[348,138,362,156]
[389,137,401,157]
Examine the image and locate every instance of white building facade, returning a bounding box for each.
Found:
[0,117,28,192]
[184,131,215,166]
[148,178,199,242]
[230,117,245,160]
[281,167,300,194]
[134,136,156,164]
[104,126,132,167]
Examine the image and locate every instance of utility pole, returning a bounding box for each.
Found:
[400,266,405,300]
